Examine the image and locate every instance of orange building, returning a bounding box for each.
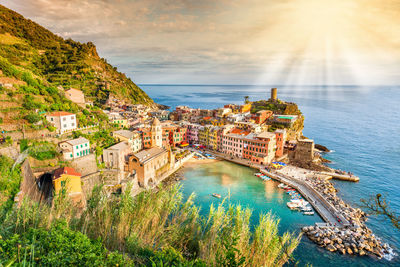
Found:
[252,110,273,124]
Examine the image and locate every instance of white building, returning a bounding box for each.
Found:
[59,137,90,160]
[46,111,77,134]
[113,129,143,153]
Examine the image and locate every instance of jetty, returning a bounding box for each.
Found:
[260,169,350,226]
[318,171,359,182]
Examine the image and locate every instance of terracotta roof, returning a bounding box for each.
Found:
[203,116,212,120]
[230,128,251,135]
[47,111,74,117]
[53,167,81,180]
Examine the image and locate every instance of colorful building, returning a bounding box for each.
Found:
[125,147,170,187]
[243,132,277,165]
[274,129,286,158]
[252,110,273,124]
[113,129,143,153]
[59,137,90,160]
[52,167,82,198]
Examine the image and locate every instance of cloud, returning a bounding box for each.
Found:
[0,0,399,85]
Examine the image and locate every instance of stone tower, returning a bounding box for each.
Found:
[151,118,163,147]
[270,88,277,101]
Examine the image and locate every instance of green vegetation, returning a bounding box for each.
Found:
[21,140,57,160]
[0,155,21,211]
[0,185,300,266]
[0,4,153,105]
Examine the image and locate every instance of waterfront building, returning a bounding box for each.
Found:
[59,137,90,160]
[46,111,77,134]
[207,126,220,150]
[126,147,169,187]
[217,125,235,152]
[186,123,201,144]
[150,110,170,121]
[198,125,211,147]
[274,129,286,157]
[52,167,83,202]
[295,139,315,161]
[222,128,250,158]
[103,141,132,170]
[65,88,85,105]
[243,132,277,165]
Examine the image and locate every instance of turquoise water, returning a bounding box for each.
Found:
[141,84,400,266]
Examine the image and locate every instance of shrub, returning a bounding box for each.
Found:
[0,221,131,266]
[24,113,41,124]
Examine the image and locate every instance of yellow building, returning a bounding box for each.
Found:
[53,167,83,199]
[198,126,210,147]
[210,118,224,126]
[208,126,219,150]
[112,118,128,128]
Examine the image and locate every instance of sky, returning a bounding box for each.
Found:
[1,0,400,85]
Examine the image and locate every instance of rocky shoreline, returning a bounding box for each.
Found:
[302,174,393,258]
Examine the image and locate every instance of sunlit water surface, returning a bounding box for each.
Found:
[141,84,400,266]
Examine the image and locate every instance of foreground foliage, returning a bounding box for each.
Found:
[0,183,300,266]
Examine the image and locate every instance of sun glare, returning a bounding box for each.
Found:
[255,0,391,86]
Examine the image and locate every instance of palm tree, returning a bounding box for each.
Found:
[244,96,249,104]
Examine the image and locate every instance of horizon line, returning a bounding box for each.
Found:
[138,83,398,87]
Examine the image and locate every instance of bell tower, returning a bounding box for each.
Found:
[151,118,163,147]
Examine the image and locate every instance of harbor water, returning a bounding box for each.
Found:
[141,84,400,266]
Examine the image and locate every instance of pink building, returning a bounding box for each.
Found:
[222,128,250,158]
[243,132,277,165]
[187,123,201,144]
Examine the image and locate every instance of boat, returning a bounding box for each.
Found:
[303,211,315,216]
[212,193,222,198]
[287,202,300,209]
[278,183,286,188]
[300,206,313,212]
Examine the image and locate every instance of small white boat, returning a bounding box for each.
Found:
[287,202,300,209]
[278,183,286,188]
[212,193,222,198]
[303,211,315,216]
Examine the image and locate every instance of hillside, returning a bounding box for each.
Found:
[0,4,152,105]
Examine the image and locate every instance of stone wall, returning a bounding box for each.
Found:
[70,154,98,176]
[16,160,42,205]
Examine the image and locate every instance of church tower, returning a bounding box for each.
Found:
[151,118,163,147]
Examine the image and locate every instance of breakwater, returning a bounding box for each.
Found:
[199,149,392,258]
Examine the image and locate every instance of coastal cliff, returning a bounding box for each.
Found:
[0,4,153,106]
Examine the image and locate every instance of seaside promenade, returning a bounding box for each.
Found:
[200,149,350,227]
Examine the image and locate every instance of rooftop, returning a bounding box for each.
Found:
[63,137,89,146]
[47,111,74,117]
[134,147,167,164]
[106,141,130,151]
[53,167,81,180]
[113,129,134,139]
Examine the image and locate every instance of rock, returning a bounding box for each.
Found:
[339,248,346,255]
[326,244,337,252]
[359,250,366,256]
[323,238,331,245]
[347,247,353,254]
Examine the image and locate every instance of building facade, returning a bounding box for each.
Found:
[46,111,77,134]
[59,137,90,160]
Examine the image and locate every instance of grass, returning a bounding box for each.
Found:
[0,183,301,266]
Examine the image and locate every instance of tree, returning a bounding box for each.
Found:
[361,194,400,230]
[244,96,249,104]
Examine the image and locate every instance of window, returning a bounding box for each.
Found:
[71,123,75,127]
[63,124,67,128]
[63,117,66,121]
[61,180,66,187]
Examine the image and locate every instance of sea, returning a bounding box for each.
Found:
[140,84,400,266]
